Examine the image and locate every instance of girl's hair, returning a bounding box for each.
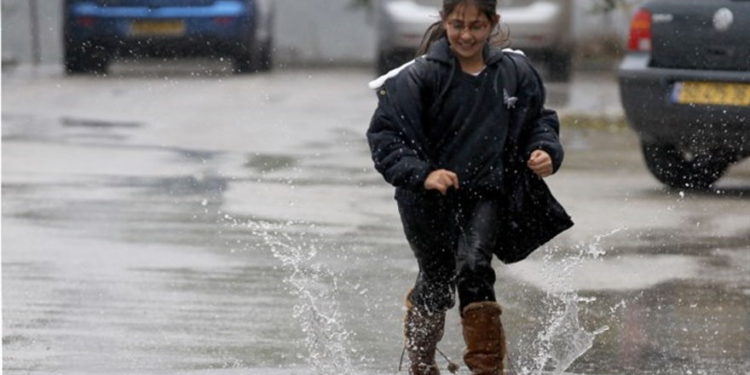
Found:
[415,0,510,56]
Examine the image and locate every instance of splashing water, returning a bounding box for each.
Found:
[513,229,623,375]
[528,294,611,374]
[246,219,359,375]
[236,212,624,374]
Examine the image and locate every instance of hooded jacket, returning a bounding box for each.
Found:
[367,38,573,263]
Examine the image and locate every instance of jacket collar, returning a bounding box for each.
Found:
[425,37,505,67]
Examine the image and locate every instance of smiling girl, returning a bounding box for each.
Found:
[367,0,573,373]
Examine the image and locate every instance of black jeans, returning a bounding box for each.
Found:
[397,191,501,313]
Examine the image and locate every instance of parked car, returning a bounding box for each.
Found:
[370,0,575,81]
[63,0,274,74]
[619,0,750,190]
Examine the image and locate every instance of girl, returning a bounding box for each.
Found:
[366,0,573,374]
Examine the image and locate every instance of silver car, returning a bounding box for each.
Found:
[371,0,574,81]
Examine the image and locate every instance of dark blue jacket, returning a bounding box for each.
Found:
[367,38,573,263]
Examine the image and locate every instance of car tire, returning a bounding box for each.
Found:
[64,50,90,74]
[546,50,572,82]
[255,38,273,72]
[641,142,731,190]
[232,31,257,74]
[376,50,414,76]
[233,49,255,74]
[64,41,109,75]
[233,35,273,74]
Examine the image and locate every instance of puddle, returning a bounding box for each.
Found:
[61,117,142,129]
[245,219,358,375]
[245,154,298,173]
[222,180,395,234]
[4,67,749,375]
[176,149,221,163]
[112,175,228,197]
[508,254,701,292]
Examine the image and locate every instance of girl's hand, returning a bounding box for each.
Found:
[424,169,460,195]
[527,150,553,178]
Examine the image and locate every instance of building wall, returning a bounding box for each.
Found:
[271,0,376,65]
[1,0,639,67]
[2,0,64,65]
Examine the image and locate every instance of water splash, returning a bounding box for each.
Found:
[246,219,358,375]
[514,229,623,375]
[529,294,610,374]
[234,212,624,375]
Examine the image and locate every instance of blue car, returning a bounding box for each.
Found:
[63,0,274,74]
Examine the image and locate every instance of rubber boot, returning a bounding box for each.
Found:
[461,302,507,375]
[404,291,445,375]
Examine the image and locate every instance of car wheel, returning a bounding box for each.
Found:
[64,50,90,74]
[546,50,572,82]
[233,49,255,74]
[232,32,257,74]
[641,142,731,190]
[64,40,109,75]
[255,39,273,72]
[376,50,414,76]
[233,36,271,74]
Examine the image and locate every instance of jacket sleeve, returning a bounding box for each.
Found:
[517,59,565,173]
[366,67,433,190]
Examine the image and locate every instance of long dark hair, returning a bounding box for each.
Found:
[415,0,510,56]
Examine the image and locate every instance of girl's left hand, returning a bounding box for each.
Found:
[527,150,553,178]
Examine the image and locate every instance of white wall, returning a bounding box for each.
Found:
[2,0,64,65]
[272,0,375,65]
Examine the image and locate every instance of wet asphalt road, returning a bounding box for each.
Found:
[2,61,749,375]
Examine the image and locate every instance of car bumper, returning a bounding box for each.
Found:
[619,53,750,150]
[501,2,572,51]
[67,0,254,44]
[377,1,436,51]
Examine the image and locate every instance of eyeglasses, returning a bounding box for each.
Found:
[445,21,491,34]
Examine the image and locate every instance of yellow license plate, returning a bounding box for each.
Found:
[674,81,750,107]
[130,20,185,37]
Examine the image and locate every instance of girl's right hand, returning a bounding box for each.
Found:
[424,169,460,195]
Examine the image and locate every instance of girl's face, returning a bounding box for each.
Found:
[442,2,498,63]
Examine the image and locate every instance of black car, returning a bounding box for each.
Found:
[619,0,750,189]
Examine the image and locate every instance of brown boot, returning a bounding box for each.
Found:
[461,302,507,375]
[404,291,445,375]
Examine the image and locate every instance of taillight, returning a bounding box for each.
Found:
[76,16,96,28]
[213,17,234,26]
[628,9,652,52]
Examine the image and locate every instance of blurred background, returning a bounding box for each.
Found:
[2,0,639,70]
